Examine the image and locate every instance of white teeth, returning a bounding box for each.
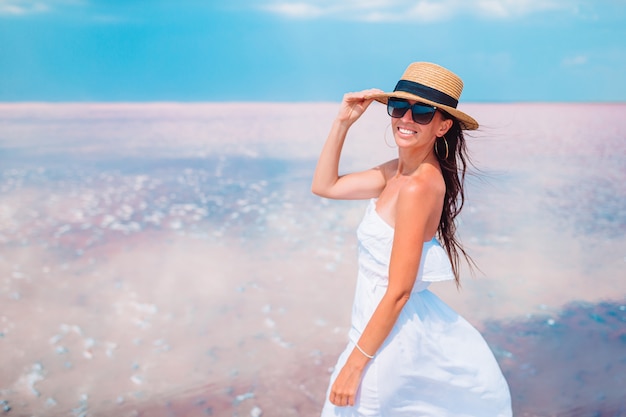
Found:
[399,127,415,135]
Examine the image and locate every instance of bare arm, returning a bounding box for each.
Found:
[329,174,444,407]
[311,89,389,200]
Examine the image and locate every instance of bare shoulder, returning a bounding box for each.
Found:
[395,164,445,235]
[399,164,445,204]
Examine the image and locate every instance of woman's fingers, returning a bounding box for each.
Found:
[337,89,383,123]
[344,88,384,98]
[328,359,364,407]
[343,88,383,103]
[330,394,347,406]
[342,89,383,105]
[363,88,385,99]
[329,388,355,407]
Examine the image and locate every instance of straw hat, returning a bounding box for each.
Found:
[370,62,478,130]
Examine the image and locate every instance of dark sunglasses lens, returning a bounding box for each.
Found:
[388,98,436,124]
[387,99,410,118]
[411,104,436,124]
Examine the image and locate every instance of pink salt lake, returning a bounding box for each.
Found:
[0,102,624,416]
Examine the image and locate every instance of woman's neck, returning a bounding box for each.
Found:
[396,147,435,176]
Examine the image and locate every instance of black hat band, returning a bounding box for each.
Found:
[394,80,459,109]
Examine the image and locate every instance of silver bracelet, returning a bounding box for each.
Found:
[355,342,374,359]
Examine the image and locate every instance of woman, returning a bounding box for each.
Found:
[312,62,512,416]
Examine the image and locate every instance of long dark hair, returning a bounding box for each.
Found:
[434,115,475,286]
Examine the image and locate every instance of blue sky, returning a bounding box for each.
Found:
[0,0,625,102]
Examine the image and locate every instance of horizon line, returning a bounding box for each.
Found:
[1,100,625,105]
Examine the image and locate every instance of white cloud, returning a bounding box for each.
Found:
[262,2,325,19]
[0,0,82,16]
[259,0,587,22]
[475,0,569,18]
[408,1,455,22]
[0,0,49,15]
[562,55,589,67]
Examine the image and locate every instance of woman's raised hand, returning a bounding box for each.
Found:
[336,89,384,126]
[311,88,387,199]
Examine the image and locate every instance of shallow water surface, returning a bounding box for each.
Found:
[0,103,624,416]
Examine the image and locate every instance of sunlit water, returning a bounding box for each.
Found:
[0,103,624,416]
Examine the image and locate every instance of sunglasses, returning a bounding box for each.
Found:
[387,97,437,125]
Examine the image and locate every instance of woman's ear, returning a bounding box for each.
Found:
[438,118,453,136]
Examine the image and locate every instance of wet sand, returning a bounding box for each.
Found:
[0,102,624,416]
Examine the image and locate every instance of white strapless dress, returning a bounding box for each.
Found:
[321,199,512,417]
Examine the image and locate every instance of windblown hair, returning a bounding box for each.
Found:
[434,115,475,286]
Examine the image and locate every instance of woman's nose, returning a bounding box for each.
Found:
[401,107,413,122]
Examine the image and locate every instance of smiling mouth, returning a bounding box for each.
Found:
[398,127,416,135]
